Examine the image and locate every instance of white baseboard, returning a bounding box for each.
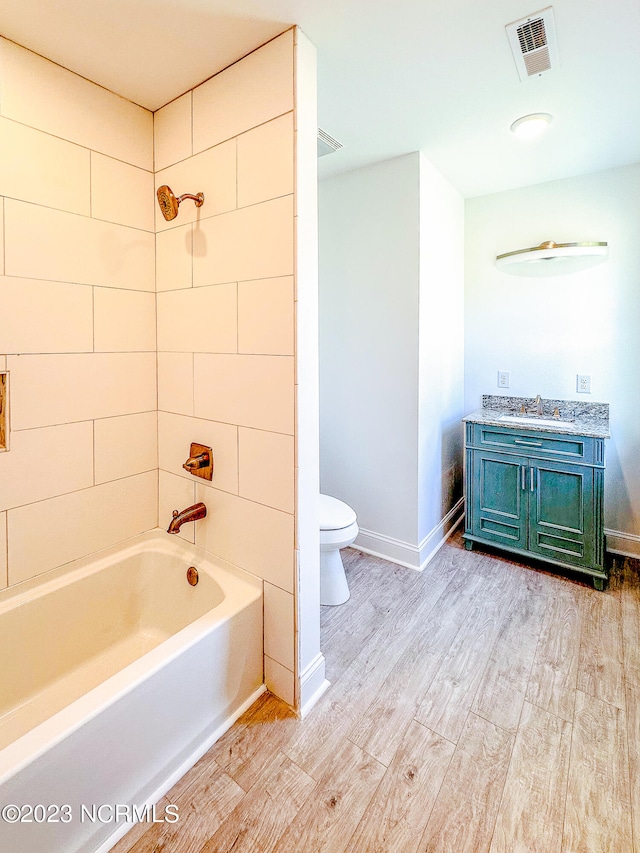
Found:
[418,498,465,570]
[605,528,640,559]
[353,529,422,570]
[356,517,638,565]
[298,652,330,718]
[353,497,465,572]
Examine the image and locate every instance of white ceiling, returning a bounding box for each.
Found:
[1,0,639,197]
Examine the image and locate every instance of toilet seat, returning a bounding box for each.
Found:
[320,520,359,552]
[320,494,357,531]
[319,494,358,605]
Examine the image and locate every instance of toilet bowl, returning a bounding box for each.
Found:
[320,494,359,606]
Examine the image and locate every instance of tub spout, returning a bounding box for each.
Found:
[167,502,207,534]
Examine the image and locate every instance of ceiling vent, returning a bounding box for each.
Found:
[506,7,559,81]
[317,128,343,157]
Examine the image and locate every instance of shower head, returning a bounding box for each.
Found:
[156,185,205,221]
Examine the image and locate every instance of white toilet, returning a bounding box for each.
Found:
[320,493,359,606]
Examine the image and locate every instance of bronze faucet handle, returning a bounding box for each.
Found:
[183,451,209,471]
[182,443,214,480]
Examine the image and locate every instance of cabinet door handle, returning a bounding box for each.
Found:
[514,439,543,447]
[530,467,535,491]
[521,465,526,490]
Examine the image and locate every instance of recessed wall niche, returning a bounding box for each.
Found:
[0,373,7,450]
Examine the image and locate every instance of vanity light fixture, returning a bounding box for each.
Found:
[496,240,609,276]
[510,112,552,139]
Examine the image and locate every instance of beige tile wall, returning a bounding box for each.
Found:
[159,470,196,545]
[192,34,293,153]
[155,28,297,702]
[157,352,194,415]
[4,201,155,290]
[0,38,157,587]
[0,117,91,215]
[0,512,7,590]
[0,28,302,707]
[157,412,238,494]
[8,353,157,430]
[153,92,192,172]
[0,39,153,169]
[8,473,158,586]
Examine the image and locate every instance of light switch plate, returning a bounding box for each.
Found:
[497,371,510,389]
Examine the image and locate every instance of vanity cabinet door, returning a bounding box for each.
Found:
[469,450,528,550]
[528,459,599,570]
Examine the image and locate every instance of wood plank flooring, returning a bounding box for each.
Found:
[113,532,640,853]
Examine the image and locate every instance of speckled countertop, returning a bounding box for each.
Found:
[463,395,610,439]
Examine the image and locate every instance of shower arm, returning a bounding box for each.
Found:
[176,192,204,207]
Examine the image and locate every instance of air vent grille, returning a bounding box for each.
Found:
[517,18,547,54]
[524,47,551,76]
[317,128,343,157]
[506,7,558,81]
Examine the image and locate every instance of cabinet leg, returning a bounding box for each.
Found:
[593,577,605,591]
[464,539,474,551]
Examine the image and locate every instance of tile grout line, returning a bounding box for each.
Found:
[4,511,8,588]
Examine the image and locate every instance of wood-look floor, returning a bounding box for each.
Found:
[113,531,640,853]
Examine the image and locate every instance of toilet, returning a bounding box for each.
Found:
[319,494,359,605]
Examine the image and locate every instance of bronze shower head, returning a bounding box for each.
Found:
[157,185,204,221]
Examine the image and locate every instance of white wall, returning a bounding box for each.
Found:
[319,152,465,568]
[319,154,421,549]
[418,155,465,546]
[293,31,326,715]
[465,163,640,550]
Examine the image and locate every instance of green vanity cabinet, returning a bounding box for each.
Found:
[464,422,606,589]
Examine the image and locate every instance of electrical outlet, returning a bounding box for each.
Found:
[577,374,591,393]
[497,371,510,389]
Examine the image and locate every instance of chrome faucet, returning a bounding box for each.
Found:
[167,502,207,534]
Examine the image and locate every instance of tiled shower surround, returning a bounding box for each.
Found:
[0,28,314,706]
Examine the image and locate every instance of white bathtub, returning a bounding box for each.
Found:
[0,531,264,853]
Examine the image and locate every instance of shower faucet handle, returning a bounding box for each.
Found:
[183,453,209,470]
[182,443,214,480]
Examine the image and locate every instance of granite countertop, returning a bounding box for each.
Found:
[463,395,611,439]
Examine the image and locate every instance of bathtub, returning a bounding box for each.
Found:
[0,531,264,853]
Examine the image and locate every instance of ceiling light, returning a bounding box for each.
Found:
[510,112,552,139]
[496,240,609,276]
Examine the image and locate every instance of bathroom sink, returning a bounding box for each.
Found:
[499,414,574,428]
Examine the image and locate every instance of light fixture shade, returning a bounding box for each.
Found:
[510,113,552,139]
[496,240,608,276]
